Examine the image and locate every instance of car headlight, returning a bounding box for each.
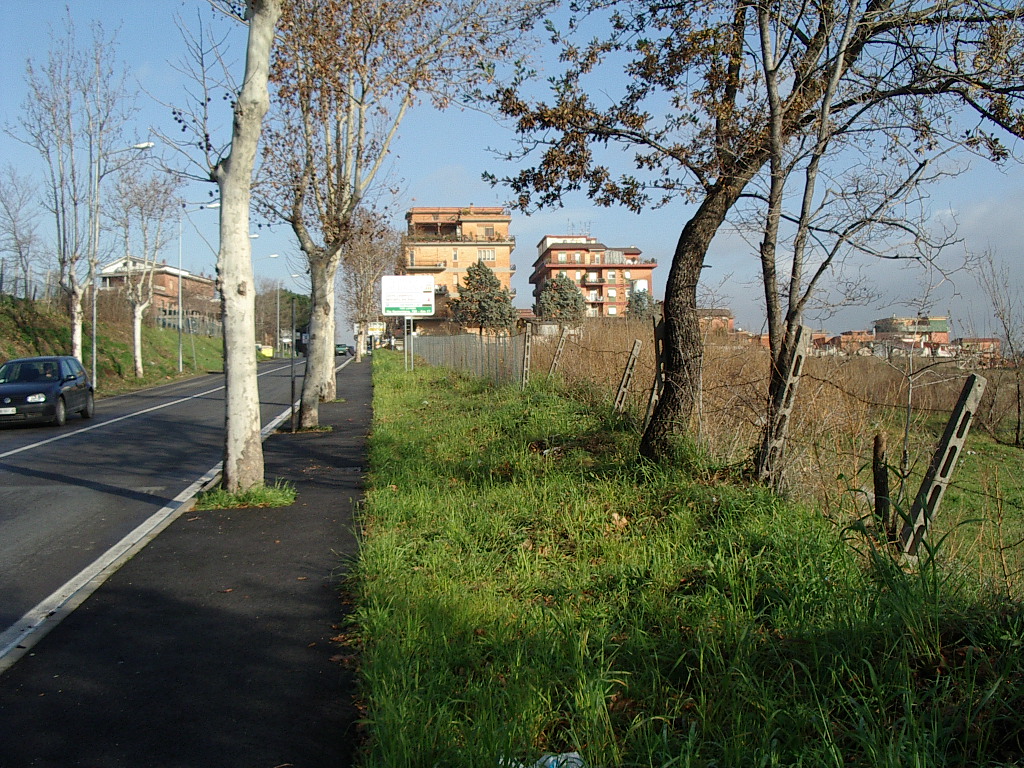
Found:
[26,393,47,403]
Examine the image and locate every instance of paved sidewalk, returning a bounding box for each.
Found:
[0,360,371,768]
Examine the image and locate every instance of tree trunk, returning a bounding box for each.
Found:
[639,182,745,462]
[754,324,801,487]
[132,304,145,378]
[70,284,84,363]
[213,0,280,492]
[299,253,339,428]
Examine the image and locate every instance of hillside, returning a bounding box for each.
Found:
[0,296,224,395]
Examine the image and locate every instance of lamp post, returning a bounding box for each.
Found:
[178,201,220,373]
[90,141,154,388]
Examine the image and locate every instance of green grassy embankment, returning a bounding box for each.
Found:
[0,296,223,395]
[353,350,1024,768]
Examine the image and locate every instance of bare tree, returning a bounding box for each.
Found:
[336,209,400,364]
[110,171,181,378]
[0,166,41,298]
[10,13,140,363]
[260,0,553,427]
[209,0,281,492]
[488,0,1024,466]
[977,250,1023,447]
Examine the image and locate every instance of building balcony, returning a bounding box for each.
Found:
[404,261,449,273]
[580,276,606,285]
[406,233,516,245]
[533,256,657,267]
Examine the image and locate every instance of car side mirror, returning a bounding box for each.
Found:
[64,374,77,382]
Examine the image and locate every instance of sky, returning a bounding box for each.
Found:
[1,1,1022,339]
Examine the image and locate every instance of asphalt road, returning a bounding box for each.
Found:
[0,360,307,637]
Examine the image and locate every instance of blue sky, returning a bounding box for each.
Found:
[2,1,1022,337]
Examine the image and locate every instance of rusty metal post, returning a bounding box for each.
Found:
[520,324,532,390]
[756,324,808,485]
[899,373,987,556]
[615,340,643,413]
[549,327,568,377]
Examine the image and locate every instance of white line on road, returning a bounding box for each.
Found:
[0,357,352,675]
[0,363,296,460]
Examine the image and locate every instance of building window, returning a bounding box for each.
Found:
[608,288,617,298]
[484,225,494,238]
[408,249,415,266]
[607,270,616,281]
[557,252,567,263]
[574,253,582,263]
[478,249,495,261]
[624,270,631,279]
[575,271,582,280]
[452,249,458,262]
[608,306,618,315]
[593,255,601,264]
[559,270,567,278]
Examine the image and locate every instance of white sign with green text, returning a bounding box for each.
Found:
[381,275,435,316]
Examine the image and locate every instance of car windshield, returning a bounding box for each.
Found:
[0,361,56,384]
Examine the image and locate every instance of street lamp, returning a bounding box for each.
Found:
[178,201,219,373]
[90,141,154,388]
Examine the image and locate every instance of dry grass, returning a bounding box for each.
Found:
[529,325,1024,591]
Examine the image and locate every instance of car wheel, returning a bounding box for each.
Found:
[82,391,95,419]
[53,397,67,427]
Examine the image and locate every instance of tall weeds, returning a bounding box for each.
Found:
[354,351,1024,768]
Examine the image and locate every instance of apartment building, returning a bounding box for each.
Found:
[99,256,218,323]
[529,235,657,318]
[402,207,516,299]
[874,315,950,345]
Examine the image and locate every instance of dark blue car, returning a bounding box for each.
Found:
[0,356,95,427]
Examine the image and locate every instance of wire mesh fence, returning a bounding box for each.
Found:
[410,319,1024,592]
[413,332,527,387]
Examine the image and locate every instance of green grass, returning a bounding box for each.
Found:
[354,350,1024,768]
[193,479,296,510]
[0,296,224,396]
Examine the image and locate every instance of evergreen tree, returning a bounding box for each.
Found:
[536,274,585,324]
[448,260,518,333]
[627,289,656,322]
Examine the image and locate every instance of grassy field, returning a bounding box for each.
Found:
[355,351,1024,768]
[0,296,224,395]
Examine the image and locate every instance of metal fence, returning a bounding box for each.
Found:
[413,332,527,387]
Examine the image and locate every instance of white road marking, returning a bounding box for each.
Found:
[0,363,296,460]
[0,357,352,674]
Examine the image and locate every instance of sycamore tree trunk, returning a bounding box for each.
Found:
[640,181,748,462]
[354,325,366,363]
[298,251,340,428]
[132,304,146,378]
[69,284,84,364]
[212,0,280,492]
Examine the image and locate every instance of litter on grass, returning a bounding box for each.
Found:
[503,752,585,768]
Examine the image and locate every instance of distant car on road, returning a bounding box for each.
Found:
[335,343,352,356]
[0,355,94,427]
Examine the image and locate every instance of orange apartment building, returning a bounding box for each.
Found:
[529,235,657,318]
[402,207,516,301]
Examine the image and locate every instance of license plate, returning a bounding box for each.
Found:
[0,407,16,415]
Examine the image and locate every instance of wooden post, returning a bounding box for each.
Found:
[644,318,666,428]
[615,340,643,413]
[549,327,568,377]
[898,373,987,556]
[872,432,892,541]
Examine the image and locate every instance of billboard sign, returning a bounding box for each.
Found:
[381,275,435,316]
